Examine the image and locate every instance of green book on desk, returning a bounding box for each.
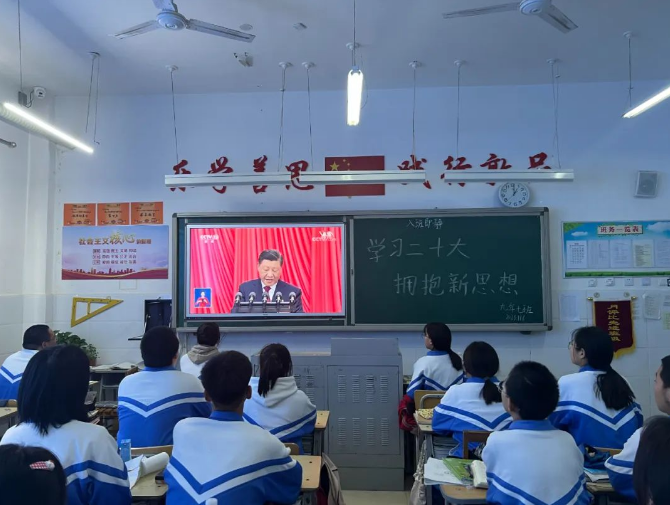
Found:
[442,458,475,485]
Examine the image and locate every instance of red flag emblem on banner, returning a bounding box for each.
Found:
[325,156,385,197]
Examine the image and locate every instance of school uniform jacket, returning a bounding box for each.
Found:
[243,376,317,446]
[549,366,643,450]
[0,349,38,400]
[406,350,464,400]
[482,420,591,505]
[165,411,303,505]
[0,420,131,505]
[117,366,211,447]
[604,427,641,501]
[431,377,512,458]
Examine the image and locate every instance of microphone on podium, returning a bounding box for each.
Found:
[262,291,270,304]
[289,292,297,305]
[248,292,257,304]
[275,291,283,303]
[234,292,242,306]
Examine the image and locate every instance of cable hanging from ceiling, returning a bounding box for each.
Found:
[549,58,562,169]
[454,60,463,159]
[625,31,634,110]
[168,65,180,163]
[277,62,290,171]
[85,52,101,145]
[304,62,315,170]
[16,0,32,107]
[411,61,418,164]
[346,0,363,126]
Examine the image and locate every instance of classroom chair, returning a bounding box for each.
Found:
[415,390,446,410]
[462,430,492,459]
[131,445,174,457]
[284,443,300,455]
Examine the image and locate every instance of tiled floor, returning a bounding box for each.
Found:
[342,490,410,505]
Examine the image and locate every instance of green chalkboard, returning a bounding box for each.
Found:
[351,210,551,330]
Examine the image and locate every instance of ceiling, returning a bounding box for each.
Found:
[0,0,669,96]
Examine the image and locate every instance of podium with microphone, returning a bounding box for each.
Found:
[231,290,296,314]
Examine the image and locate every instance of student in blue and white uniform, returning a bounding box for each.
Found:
[633,416,670,505]
[550,326,642,451]
[0,345,131,505]
[165,350,302,505]
[483,361,590,505]
[118,326,211,447]
[406,322,464,400]
[179,322,221,379]
[432,342,511,457]
[244,343,316,452]
[605,354,670,501]
[0,325,55,400]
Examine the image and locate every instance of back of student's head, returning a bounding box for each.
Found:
[258,343,292,397]
[0,445,66,505]
[201,351,252,408]
[572,326,635,411]
[18,345,89,435]
[423,322,462,371]
[634,416,670,505]
[141,326,179,368]
[505,361,559,420]
[196,322,221,347]
[463,341,501,405]
[23,324,52,350]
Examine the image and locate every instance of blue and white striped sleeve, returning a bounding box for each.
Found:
[605,428,641,502]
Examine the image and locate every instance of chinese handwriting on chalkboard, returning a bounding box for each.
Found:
[367,237,464,261]
[500,303,533,322]
[407,218,443,230]
[393,273,521,297]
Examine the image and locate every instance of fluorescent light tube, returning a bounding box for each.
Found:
[347,66,363,126]
[441,171,575,183]
[2,102,94,153]
[623,84,670,118]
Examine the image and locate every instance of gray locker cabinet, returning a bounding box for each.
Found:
[328,366,400,456]
[293,364,326,410]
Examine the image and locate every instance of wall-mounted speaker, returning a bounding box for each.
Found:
[635,171,659,198]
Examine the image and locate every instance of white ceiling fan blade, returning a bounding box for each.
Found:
[152,0,177,11]
[186,19,255,42]
[113,20,161,39]
[538,4,578,33]
[443,3,519,19]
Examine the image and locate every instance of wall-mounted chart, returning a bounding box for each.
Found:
[563,221,670,277]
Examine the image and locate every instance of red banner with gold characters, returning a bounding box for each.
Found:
[593,300,635,357]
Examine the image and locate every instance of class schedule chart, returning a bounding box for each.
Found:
[563,221,670,277]
[351,211,549,329]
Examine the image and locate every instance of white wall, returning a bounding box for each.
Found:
[48,79,670,416]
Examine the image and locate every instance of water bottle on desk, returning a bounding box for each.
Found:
[119,439,132,462]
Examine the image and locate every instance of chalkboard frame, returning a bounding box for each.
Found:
[172,208,552,332]
[349,208,552,332]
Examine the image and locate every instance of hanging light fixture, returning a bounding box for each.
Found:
[346,0,363,126]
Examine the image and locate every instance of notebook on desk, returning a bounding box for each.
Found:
[91,362,136,372]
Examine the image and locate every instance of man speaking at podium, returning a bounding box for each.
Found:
[233,249,304,313]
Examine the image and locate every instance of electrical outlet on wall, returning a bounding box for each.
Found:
[624,278,634,286]
[588,279,597,287]
[605,278,615,287]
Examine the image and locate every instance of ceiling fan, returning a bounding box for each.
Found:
[443,0,577,34]
[113,0,255,42]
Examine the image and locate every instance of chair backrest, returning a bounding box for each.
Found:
[6,400,17,408]
[284,443,300,455]
[594,447,622,457]
[131,445,173,457]
[463,430,492,459]
[414,390,445,409]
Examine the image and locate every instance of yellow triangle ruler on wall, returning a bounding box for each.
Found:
[71,297,123,327]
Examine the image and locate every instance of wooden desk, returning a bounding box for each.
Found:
[312,411,329,455]
[130,456,321,504]
[0,407,18,429]
[586,481,619,505]
[440,484,487,504]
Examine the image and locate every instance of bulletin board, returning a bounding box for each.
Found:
[563,221,670,277]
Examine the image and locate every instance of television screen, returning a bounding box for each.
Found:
[186,224,345,318]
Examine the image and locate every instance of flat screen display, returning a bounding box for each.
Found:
[186,224,345,318]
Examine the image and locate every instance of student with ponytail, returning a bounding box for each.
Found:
[432,342,511,457]
[243,344,316,452]
[605,354,670,501]
[550,326,642,451]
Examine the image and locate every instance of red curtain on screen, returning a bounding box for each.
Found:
[189,227,343,315]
